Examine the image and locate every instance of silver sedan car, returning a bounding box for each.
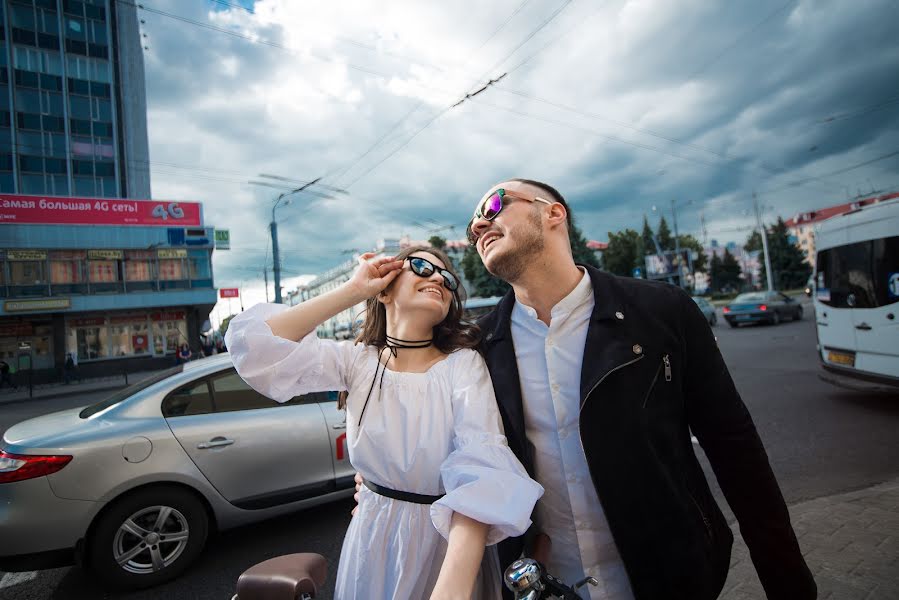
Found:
[0,354,353,590]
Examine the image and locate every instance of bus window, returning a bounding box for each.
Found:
[871,236,899,307]
[816,241,876,308]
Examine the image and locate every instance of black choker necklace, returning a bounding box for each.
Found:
[357,335,433,426]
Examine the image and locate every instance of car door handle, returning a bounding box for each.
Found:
[197,438,235,449]
[332,423,347,430]
[855,323,873,331]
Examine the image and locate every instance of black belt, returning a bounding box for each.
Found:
[364,480,445,505]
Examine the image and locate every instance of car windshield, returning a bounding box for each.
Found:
[79,365,184,418]
[692,297,707,306]
[734,293,766,302]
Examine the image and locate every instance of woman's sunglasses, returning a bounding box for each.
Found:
[466,188,553,245]
[406,256,459,292]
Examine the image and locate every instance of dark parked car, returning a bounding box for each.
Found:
[723,291,803,327]
[691,296,717,326]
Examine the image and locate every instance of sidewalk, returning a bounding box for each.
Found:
[721,478,899,599]
[0,368,169,406]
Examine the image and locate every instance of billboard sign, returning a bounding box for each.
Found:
[645,250,692,279]
[219,288,239,298]
[0,195,202,227]
[214,229,230,250]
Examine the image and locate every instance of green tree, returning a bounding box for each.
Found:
[676,234,708,273]
[601,229,643,276]
[569,221,600,269]
[761,217,812,290]
[709,249,743,291]
[460,245,511,297]
[641,216,656,256]
[219,314,236,336]
[427,235,446,250]
[657,216,674,251]
[744,230,763,253]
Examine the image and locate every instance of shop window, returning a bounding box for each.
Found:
[153,319,187,355]
[10,5,36,31]
[75,325,106,360]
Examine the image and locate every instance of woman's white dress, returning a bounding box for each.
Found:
[226,304,543,600]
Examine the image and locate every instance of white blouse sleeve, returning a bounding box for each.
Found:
[224,303,362,403]
[430,349,544,546]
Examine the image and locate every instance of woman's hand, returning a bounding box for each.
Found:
[346,252,404,301]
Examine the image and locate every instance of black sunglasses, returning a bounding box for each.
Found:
[406,257,459,292]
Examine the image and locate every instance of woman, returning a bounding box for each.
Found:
[177,343,192,364]
[226,246,542,600]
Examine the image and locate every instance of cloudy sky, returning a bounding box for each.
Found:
[135,0,899,322]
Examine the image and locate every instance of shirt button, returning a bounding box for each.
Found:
[559,428,569,439]
[547,338,555,347]
[552,383,560,392]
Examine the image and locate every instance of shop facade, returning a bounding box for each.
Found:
[0,194,218,382]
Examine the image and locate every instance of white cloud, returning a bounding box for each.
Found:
[136,0,899,291]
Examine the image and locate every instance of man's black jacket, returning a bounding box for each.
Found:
[478,266,816,600]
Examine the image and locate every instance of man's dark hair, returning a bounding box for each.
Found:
[508,178,573,231]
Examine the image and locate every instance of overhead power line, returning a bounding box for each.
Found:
[757,148,899,196]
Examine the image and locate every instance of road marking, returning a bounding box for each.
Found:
[0,571,38,588]
[691,436,699,444]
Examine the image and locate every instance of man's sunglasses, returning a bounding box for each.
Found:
[407,256,459,292]
[466,188,553,245]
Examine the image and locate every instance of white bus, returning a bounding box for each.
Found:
[814,198,899,391]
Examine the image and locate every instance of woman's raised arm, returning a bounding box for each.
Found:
[265,253,403,341]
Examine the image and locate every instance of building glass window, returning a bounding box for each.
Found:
[188,250,211,279]
[20,173,46,194]
[124,250,154,281]
[158,257,185,280]
[88,258,118,282]
[50,250,85,283]
[73,175,94,195]
[9,260,46,285]
[153,317,187,355]
[74,325,106,360]
[10,5,36,31]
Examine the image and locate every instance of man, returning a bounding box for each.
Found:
[0,358,17,391]
[467,179,815,599]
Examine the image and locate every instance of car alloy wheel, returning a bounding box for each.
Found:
[113,505,190,575]
[89,486,209,589]
[772,312,781,325]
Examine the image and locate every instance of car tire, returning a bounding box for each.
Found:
[728,320,738,328]
[772,312,781,325]
[794,307,803,321]
[87,486,209,590]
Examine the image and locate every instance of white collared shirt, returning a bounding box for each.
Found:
[511,268,634,600]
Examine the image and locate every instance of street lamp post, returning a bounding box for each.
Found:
[250,175,348,304]
[753,192,775,292]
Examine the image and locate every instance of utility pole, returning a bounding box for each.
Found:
[753,192,775,291]
[671,199,683,288]
[250,176,348,304]
[263,268,269,303]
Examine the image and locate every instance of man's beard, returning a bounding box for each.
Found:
[485,212,544,283]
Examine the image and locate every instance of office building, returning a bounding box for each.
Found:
[0,197,219,381]
[0,0,150,198]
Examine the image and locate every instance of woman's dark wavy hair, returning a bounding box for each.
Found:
[354,245,480,354]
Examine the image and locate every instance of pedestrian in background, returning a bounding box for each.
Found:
[177,343,192,364]
[64,352,80,384]
[0,358,17,391]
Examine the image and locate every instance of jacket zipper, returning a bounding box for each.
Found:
[580,354,645,412]
[663,354,672,382]
[688,491,713,539]
[641,362,662,409]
